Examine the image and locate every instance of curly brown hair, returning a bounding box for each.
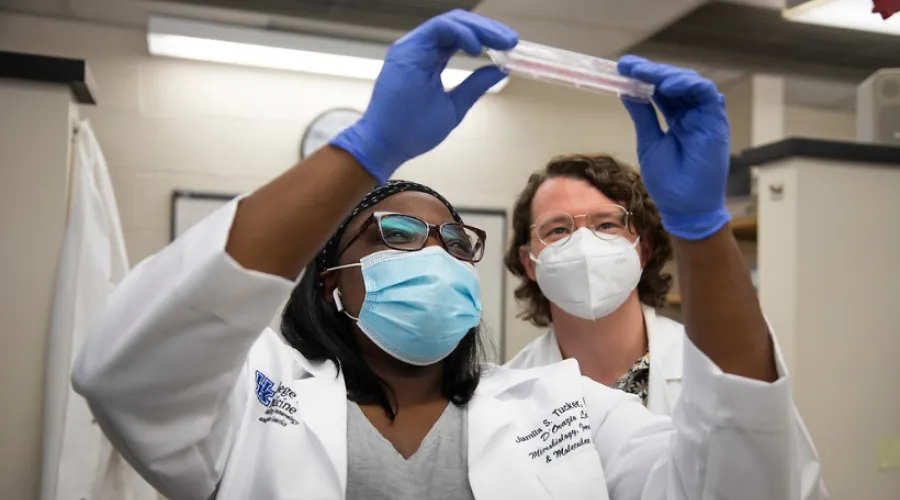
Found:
[504,154,673,327]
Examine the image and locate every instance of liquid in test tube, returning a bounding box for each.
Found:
[487,41,655,102]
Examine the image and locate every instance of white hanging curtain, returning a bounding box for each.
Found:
[40,120,157,500]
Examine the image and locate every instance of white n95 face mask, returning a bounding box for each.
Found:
[531,227,642,321]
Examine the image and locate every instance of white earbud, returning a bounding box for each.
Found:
[332,288,345,312]
[332,288,358,320]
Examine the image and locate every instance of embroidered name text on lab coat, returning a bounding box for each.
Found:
[518,398,592,463]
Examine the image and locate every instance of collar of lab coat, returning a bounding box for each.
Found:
[642,306,683,414]
[537,305,684,381]
[281,344,348,494]
[512,306,686,414]
[278,332,575,488]
[642,306,683,382]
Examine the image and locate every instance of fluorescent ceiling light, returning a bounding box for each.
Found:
[784,0,900,35]
[147,16,506,92]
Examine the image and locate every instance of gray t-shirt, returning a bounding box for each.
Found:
[346,401,475,500]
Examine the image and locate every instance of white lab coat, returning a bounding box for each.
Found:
[40,121,156,500]
[508,306,828,499]
[73,198,800,500]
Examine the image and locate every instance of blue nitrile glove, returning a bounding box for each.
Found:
[618,56,732,241]
[330,10,518,184]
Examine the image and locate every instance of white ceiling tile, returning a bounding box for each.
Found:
[718,0,786,9]
[688,62,712,73]
[1,0,723,82]
[476,0,709,58]
[487,15,645,57]
[477,0,705,30]
[64,0,274,29]
[269,13,404,43]
[0,0,68,15]
[706,69,748,87]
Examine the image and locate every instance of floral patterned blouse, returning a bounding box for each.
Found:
[610,353,651,406]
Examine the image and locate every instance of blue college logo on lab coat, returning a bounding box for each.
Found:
[255,370,276,407]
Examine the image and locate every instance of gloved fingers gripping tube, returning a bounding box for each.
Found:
[487,41,655,102]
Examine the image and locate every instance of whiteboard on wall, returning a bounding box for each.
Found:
[171,190,238,241]
[171,192,507,362]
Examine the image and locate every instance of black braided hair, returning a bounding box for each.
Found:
[315,180,463,274]
[282,180,483,420]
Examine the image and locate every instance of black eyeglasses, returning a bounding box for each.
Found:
[336,212,487,263]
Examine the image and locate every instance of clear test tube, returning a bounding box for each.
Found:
[487,41,655,102]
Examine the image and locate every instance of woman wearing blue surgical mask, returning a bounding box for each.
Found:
[72,9,804,500]
[282,181,488,461]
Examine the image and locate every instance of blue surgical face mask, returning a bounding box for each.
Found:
[327,246,483,366]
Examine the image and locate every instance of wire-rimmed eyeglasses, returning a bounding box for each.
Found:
[531,205,632,246]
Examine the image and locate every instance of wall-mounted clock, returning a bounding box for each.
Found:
[300,108,363,159]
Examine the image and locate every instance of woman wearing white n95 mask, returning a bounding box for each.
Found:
[72,9,803,500]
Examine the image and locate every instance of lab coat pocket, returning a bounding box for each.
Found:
[537,450,610,500]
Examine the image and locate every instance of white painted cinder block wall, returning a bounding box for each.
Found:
[0,10,858,500]
[785,105,856,141]
[721,76,856,151]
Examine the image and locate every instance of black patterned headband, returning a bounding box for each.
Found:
[315,180,463,273]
